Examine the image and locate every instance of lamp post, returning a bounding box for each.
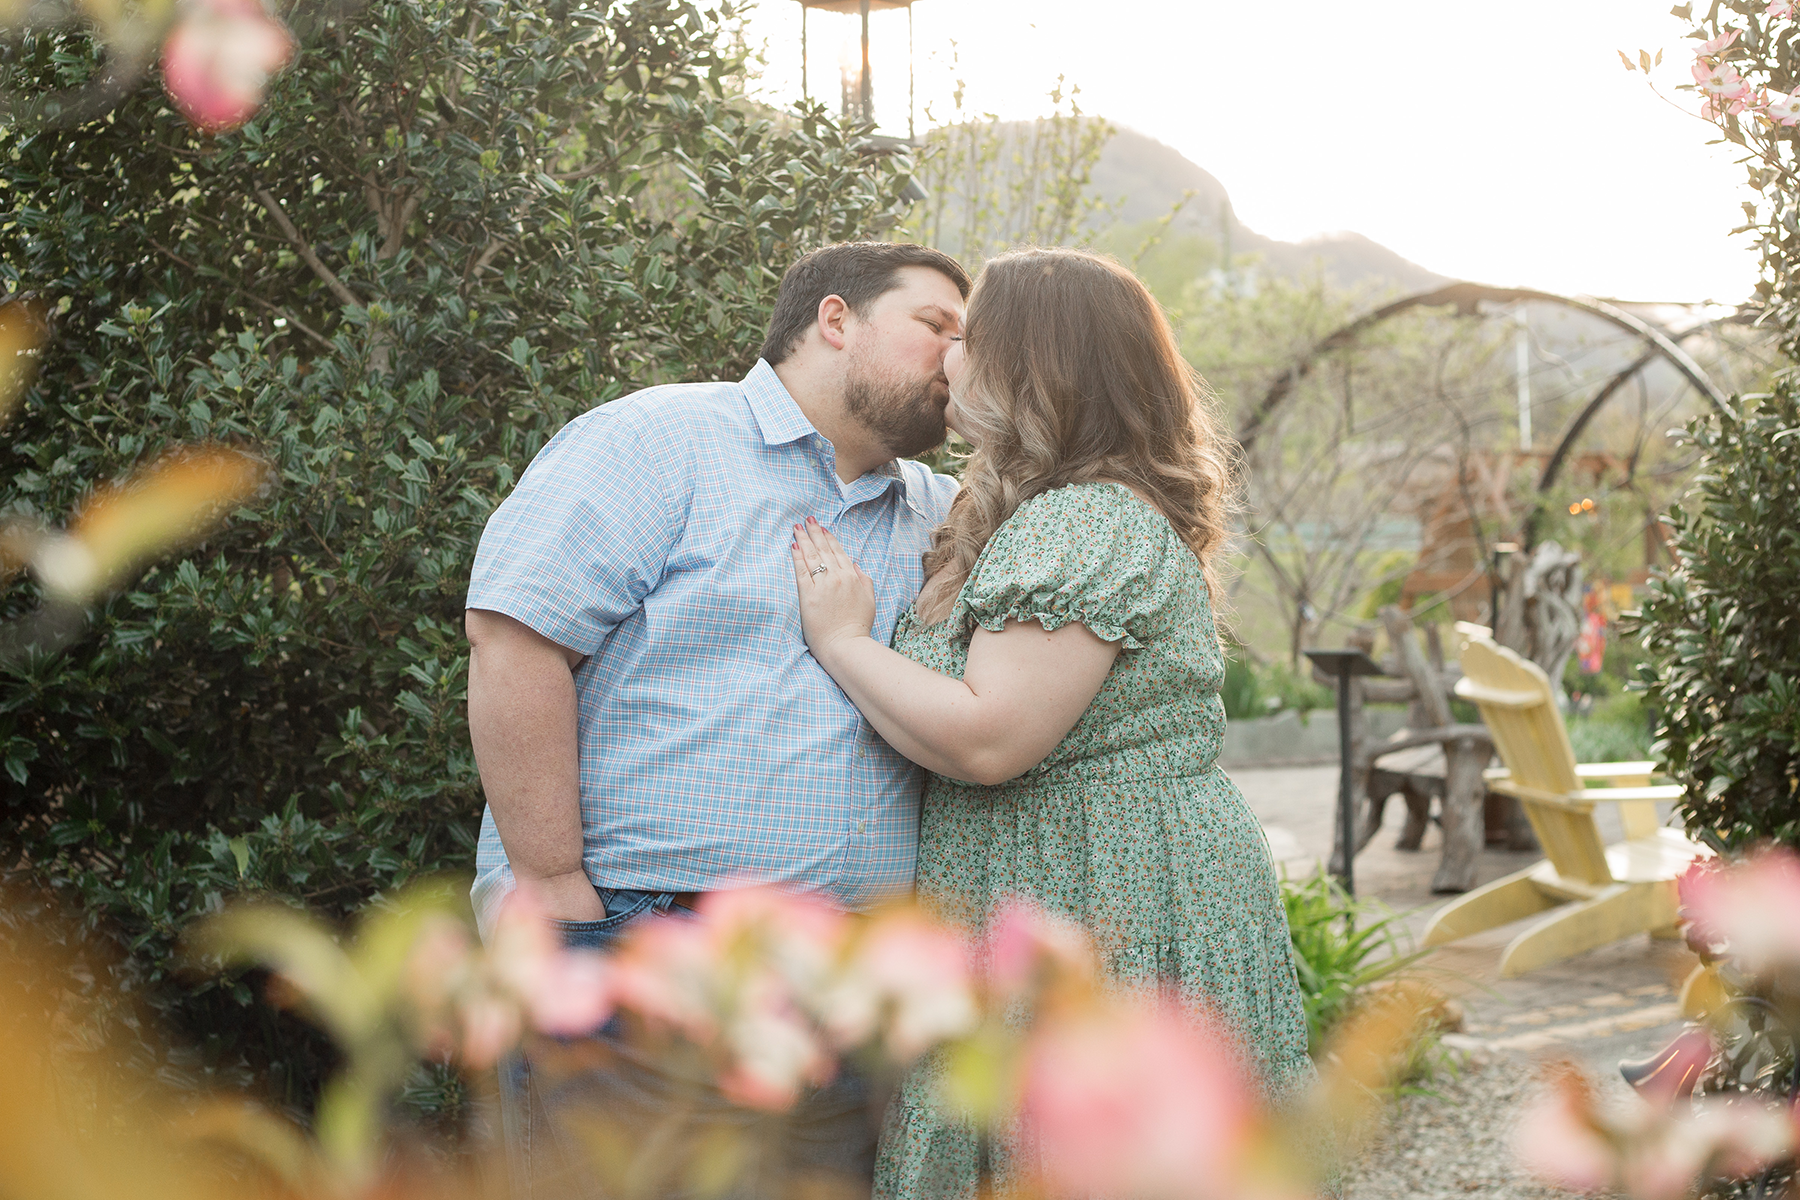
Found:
[795,0,919,139]
[1302,647,1384,895]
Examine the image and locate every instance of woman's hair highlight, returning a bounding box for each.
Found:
[915,247,1238,626]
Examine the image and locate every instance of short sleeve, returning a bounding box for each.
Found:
[962,484,1182,650]
[466,407,681,656]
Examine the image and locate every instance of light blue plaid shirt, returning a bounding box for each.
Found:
[467,360,958,934]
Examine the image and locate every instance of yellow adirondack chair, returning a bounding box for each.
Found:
[1421,627,1708,977]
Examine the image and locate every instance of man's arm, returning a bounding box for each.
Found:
[465,608,606,922]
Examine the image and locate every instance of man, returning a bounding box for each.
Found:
[464,241,971,1198]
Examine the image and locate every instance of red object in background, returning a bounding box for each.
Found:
[160,0,295,134]
[1576,587,1608,676]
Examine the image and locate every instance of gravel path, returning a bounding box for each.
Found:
[1343,1055,1575,1199]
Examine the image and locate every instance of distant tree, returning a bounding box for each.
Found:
[896,71,1113,265]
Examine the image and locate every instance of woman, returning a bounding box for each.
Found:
[789,248,1313,1197]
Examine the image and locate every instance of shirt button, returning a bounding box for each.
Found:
[855,819,867,834]
[857,745,867,758]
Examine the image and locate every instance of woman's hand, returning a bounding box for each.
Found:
[790,517,877,668]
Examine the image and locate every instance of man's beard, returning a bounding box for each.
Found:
[843,357,947,460]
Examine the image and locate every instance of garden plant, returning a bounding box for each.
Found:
[0,0,918,1115]
[4,0,1800,1195]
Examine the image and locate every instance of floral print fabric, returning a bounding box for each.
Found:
[874,482,1316,1200]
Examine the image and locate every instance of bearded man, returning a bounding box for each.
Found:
[464,241,970,1200]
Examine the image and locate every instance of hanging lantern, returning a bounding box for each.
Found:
[795,0,920,139]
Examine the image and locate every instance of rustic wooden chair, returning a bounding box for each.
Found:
[1421,627,1708,977]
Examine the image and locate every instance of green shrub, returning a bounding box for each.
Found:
[1221,646,1262,721]
[1566,692,1653,764]
[1280,870,1425,1055]
[0,0,914,1114]
[1627,390,1800,850]
[1220,649,1334,722]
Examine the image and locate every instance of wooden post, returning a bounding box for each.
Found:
[1434,734,1490,893]
[1381,605,1491,893]
[859,0,872,125]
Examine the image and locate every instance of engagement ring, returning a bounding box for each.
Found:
[810,564,829,577]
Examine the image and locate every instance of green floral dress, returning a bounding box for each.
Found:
[873,482,1315,1200]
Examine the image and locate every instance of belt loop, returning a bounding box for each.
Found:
[649,892,676,915]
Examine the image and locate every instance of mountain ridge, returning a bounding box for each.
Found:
[1088,126,1450,295]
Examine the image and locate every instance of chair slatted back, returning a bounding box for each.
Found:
[1456,631,1614,886]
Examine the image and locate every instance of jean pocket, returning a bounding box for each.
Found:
[549,891,660,952]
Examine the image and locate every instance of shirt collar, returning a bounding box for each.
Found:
[742,359,818,447]
[743,360,924,515]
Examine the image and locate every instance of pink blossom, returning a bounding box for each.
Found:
[399,913,476,1054]
[1514,1069,1615,1192]
[1678,848,1800,977]
[1626,1027,1713,1105]
[1020,1001,1255,1199]
[604,887,849,1110]
[488,886,616,1038]
[1693,59,1752,99]
[1696,28,1743,56]
[160,0,295,134]
[1768,1,1795,19]
[1762,89,1800,125]
[986,900,1095,1002]
[605,910,719,1036]
[715,975,836,1111]
[1516,1062,1795,1200]
[458,994,525,1071]
[822,911,978,1060]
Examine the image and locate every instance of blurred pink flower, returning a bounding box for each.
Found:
[1020,1001,1254,1199]
[1678,848,1800,977]
[1769,1,1795,19]
[1515,1069,1614,1192]
[716,975,836,1111]
[459,994,525,1071]
[1696,28,1743,56]
[823,911,978,1060]
[1763,90,1800,124]
[1517,1063,1795,1200]
[488,886,616,1039]
[606,887,848,1109]
[986,900,1094,1002]
[608,915,719,1036]
[161,0,296,134]
[1624,1027,1713,1105]
[399,913,476,1054]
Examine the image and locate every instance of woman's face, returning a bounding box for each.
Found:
[942,338,973,441]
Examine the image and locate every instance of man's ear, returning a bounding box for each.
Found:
[816,294,852,351]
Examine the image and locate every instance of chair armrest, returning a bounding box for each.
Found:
[1577,784,1685,803]
[1482,766,1511,782]
[1575,761,1658,781]
[1367,724,1493,761]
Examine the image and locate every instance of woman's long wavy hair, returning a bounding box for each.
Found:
[914,247,1239,626]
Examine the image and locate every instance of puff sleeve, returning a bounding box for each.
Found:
[962,483,1185,651]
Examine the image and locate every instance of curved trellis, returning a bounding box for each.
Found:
[1236,283,1738,479]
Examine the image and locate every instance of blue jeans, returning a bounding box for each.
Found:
[498,889,879,1200]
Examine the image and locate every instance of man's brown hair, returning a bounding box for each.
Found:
[759,242,971,366]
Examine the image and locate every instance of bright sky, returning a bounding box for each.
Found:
[738,0,1760,304]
